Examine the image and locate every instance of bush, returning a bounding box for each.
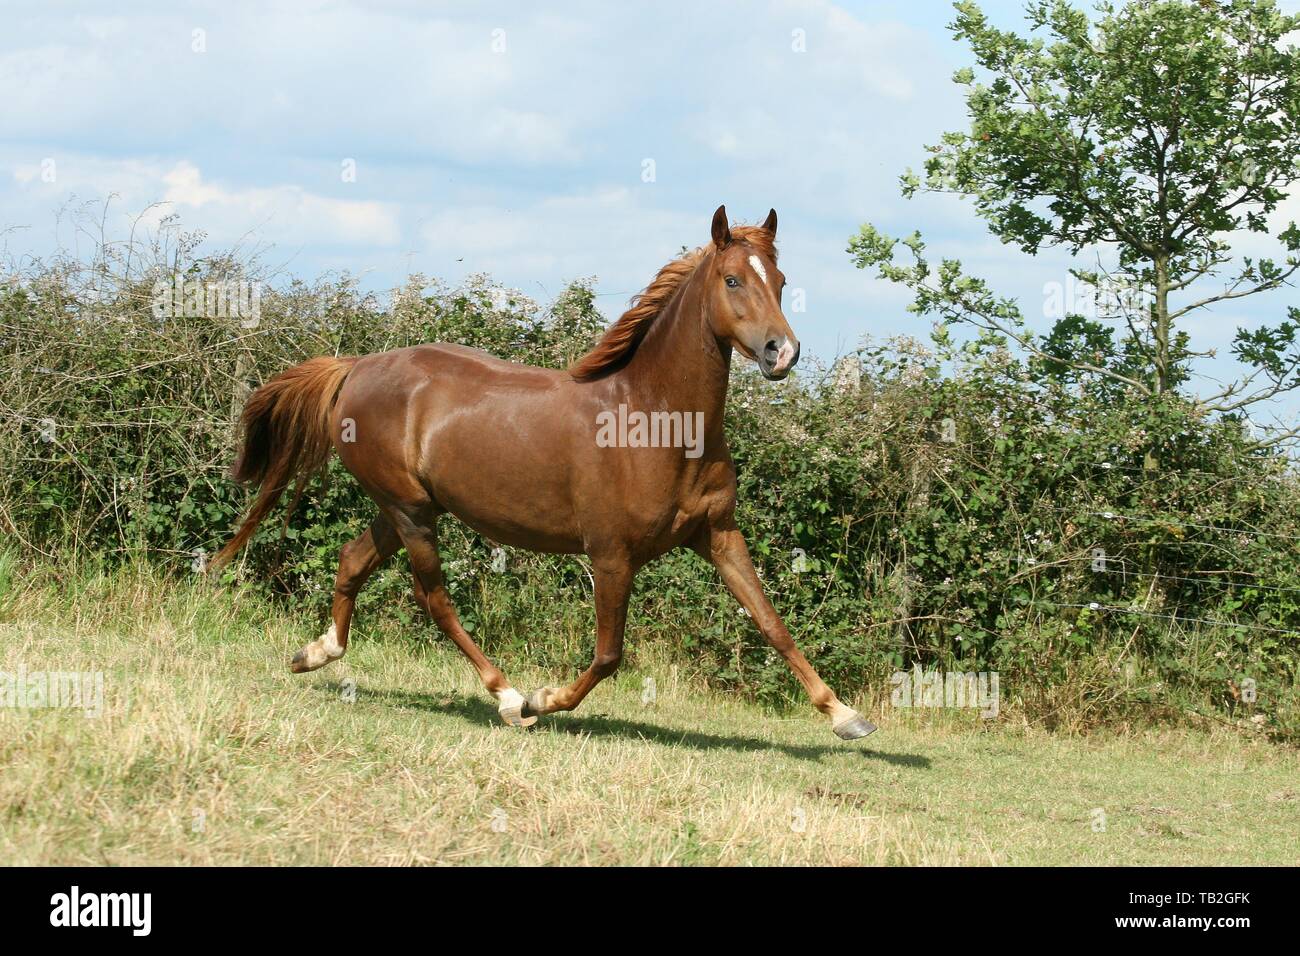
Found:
[2,233,1296,740]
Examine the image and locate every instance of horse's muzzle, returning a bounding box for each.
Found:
[760,337,799,380]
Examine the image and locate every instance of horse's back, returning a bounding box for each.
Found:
[351,342,563,390]
[334,343,585,550]
[419,342,567,385]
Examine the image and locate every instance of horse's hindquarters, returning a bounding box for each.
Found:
[333,344,586,551]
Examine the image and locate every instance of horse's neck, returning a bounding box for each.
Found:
[616,274,730,431]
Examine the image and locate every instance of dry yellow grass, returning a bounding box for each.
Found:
[1,560,1296,866]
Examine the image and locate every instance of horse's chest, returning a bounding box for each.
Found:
[619,484,716,556]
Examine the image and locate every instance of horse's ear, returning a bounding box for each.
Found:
[711,205,732,249]
[762,208,778,237]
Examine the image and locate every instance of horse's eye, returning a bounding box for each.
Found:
[725,276,740,288]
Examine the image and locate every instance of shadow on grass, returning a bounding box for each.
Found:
[334,683,932,768]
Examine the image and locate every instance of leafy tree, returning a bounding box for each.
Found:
[850,0,1300,443]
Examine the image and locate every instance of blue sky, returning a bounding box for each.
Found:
[3,0,1299,424]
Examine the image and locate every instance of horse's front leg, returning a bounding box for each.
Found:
[695,519,876,740]
[525,562,632,717]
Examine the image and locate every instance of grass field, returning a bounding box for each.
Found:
[1,559,1296,866]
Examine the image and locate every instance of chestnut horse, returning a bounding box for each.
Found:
[213,206,876,741]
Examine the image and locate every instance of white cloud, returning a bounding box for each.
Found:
[159,162,400,245]
[6,154,400,248]
[4,0,1295,415]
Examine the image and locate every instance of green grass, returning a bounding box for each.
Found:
[1,559,1296,866]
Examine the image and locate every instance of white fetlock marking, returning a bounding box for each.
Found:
[495,687,526,713]
[321,622,343,658]
[527,687,556,714]
[495,687,536,727]
[830,702,859,727]
[298,623,344,670]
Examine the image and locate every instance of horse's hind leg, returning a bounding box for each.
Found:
[290,514,400,673]
[400,522,536,729]
[523,562,632,717]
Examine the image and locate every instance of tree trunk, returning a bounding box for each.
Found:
[1152,254,1170,396]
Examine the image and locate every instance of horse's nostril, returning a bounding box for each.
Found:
[764,340,780,363]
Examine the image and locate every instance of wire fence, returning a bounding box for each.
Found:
[915,410,1300,642]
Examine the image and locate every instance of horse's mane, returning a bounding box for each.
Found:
[568,225,777,381]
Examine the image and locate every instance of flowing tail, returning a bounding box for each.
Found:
[211,355,358,570]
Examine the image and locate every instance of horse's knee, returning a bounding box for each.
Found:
[593,649,623,678]
[424,584,453,616]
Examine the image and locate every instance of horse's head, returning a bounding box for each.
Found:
[703,205,799,380]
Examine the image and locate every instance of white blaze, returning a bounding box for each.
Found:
[748,254,768,285]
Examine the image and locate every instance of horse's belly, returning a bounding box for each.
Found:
[427,461,584,554]
[443,495,583,554]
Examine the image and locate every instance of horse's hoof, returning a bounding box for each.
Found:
[499,704,537,729]
[496,689,538,729]
[524,687,560,717]
[290,625,343,674]
[832,713,878,740]
[289,645,339,673]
